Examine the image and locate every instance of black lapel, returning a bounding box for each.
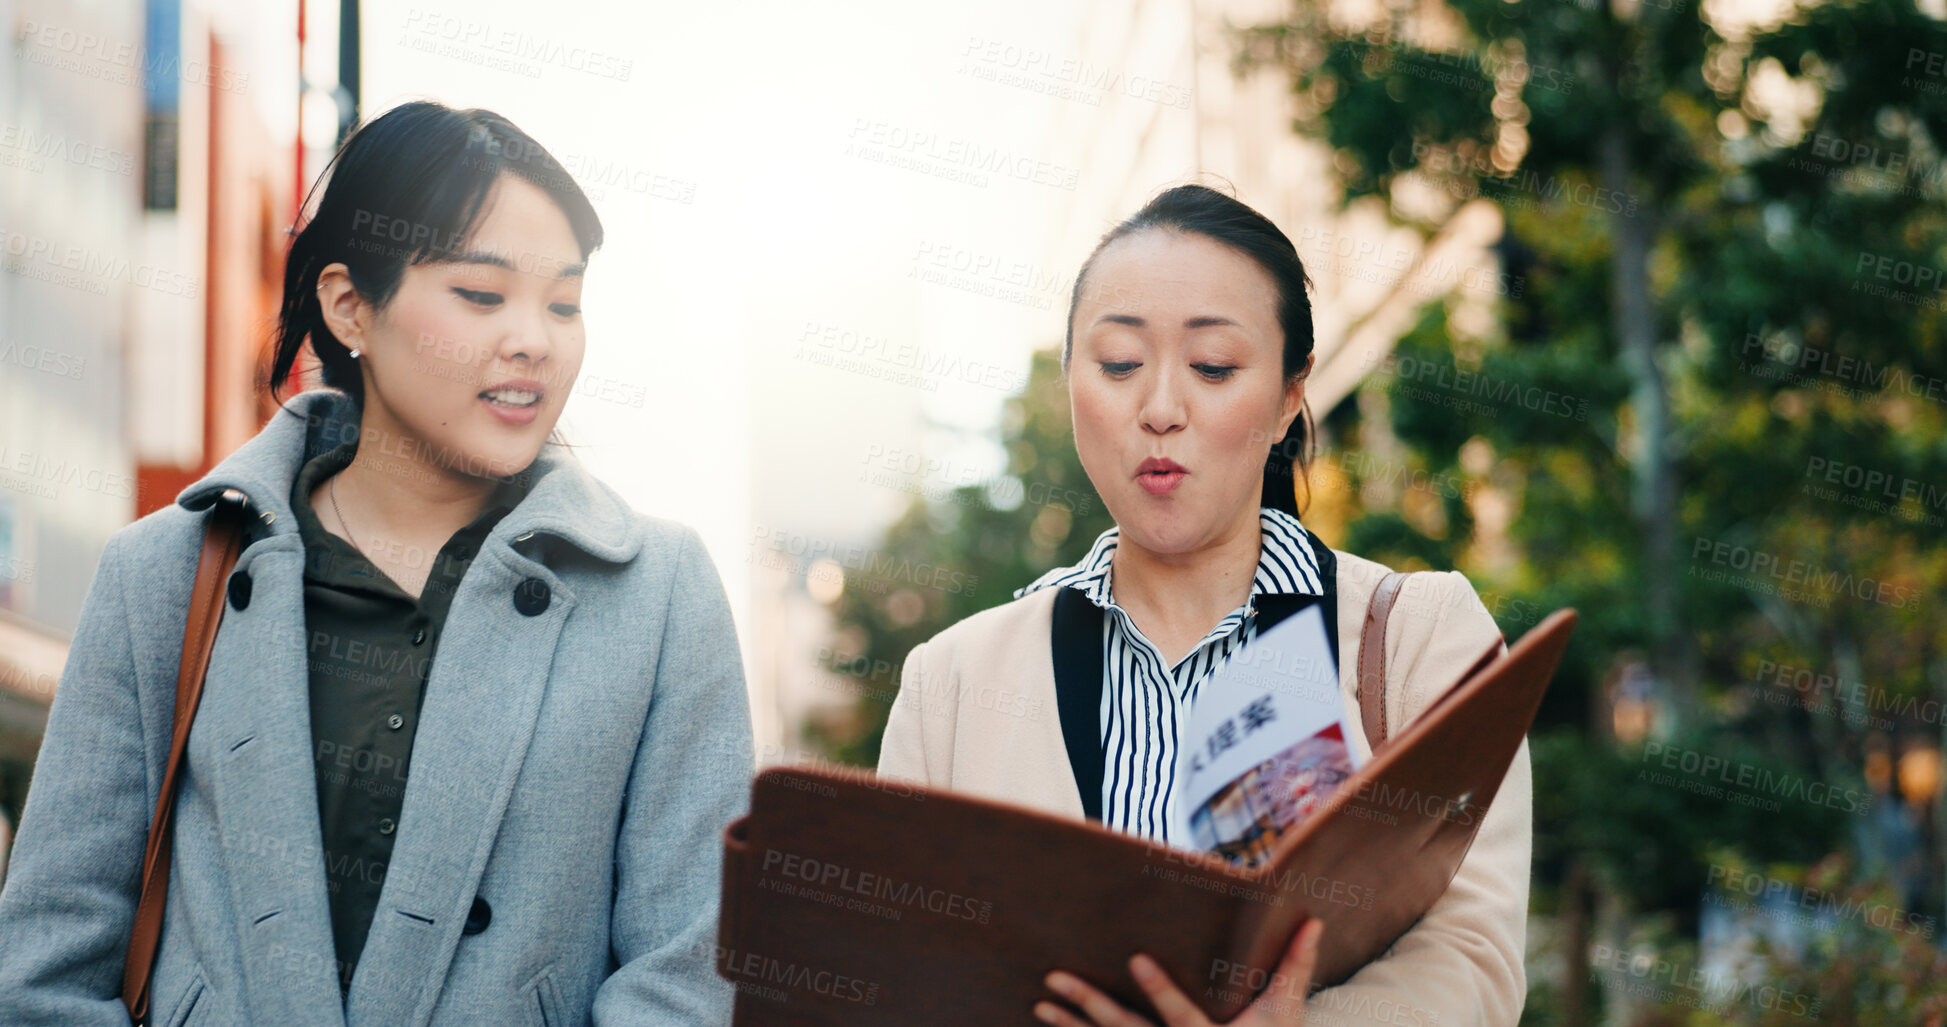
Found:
[1251,592,1337,682]
[1307,529,1342,674]
[1242,530,1340,670]
[1050,587,1106,822]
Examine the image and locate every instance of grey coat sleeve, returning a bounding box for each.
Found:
[590,525,755,1025]
[0,531,148,1026]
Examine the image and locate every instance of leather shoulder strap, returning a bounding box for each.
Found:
[1357,571,1410,752]
[123,490,249,1023]
[1302,529,1341,673]
[1050,587,1106,822]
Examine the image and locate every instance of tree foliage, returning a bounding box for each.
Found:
[815,0,1947,1016]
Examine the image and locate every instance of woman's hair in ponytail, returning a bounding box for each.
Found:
[269,101,604,410]
[1062,184,1317,516]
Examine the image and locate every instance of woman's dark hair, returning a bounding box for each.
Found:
[269,101,604,413]
[1062,184,1317,517]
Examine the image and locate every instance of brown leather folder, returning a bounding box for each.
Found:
[716,609,1576,1025]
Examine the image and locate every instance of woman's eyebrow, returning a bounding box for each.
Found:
[449,250,517,272]
[448,249,588,278]
[1093,313,1240,329]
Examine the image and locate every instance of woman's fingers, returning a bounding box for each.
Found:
[1035,997,1100,1027]
[1129,954,1213,1027]
[1041,970,1158,1027]
[1280,918,1324,985]
[1246,918,1325,1023]
[1037,938,1319,1027]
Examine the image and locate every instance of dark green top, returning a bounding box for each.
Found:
[289,439,527,993]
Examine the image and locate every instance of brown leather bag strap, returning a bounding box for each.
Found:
[122,489,249,1023]
[1357,571,1409,752]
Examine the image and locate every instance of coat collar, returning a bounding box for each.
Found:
[174,388,640,564]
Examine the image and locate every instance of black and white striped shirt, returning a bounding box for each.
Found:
[1014,507,1326,845]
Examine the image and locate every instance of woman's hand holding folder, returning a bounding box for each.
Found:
[1035,919,1326,1026]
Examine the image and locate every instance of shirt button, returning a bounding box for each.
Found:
[378,818,396,835]
[387,713,405,730]
[411,628,427,646]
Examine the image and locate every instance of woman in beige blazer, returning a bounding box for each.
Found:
[877,185,1529,1026]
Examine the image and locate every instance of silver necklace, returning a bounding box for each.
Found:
[327,475,373,562]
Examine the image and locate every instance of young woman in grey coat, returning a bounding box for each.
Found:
[0,102,754,1026]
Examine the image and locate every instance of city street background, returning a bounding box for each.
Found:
[2,0,1943,1021]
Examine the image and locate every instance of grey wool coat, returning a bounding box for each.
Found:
[0,388,754,1026]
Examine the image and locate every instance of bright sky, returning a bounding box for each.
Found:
[361,0,1119,647]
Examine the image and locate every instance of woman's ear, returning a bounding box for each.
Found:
[1275,351,1314,438]
[316,262,366,351]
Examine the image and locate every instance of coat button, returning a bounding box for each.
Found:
[387,713,405,730]
[227,570,252,611]
[512,578,550,616]
[462,895,492,935]
[378,818,396,835]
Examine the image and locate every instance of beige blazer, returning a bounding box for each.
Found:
[877,548,1530,1026]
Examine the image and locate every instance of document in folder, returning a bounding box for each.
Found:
[1177,603,1363,866]
[715,608,1576,1025]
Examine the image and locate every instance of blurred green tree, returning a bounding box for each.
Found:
[809,348,1114,768]
[1230,0,1947,1019]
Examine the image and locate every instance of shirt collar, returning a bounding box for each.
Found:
[1014,506,1325,609]
[289,437,526,590]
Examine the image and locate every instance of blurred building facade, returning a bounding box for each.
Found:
[0,0,328,831]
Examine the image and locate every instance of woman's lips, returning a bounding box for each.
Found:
[1138,471,1186,496]
[480,392,541,425]
[1136,457,1187,496]
[480,380,544,426]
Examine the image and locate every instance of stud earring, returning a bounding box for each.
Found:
[348,347,361,359]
